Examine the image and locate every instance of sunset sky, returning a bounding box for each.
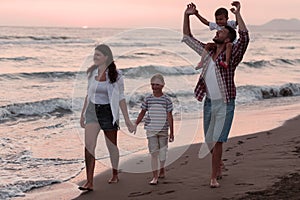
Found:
[1,0,299,28]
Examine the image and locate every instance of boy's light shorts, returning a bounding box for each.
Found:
[146,131,168,162]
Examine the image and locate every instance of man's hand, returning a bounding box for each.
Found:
[205,42,217,51]
[230,1,241,15]
[185,3,198,16]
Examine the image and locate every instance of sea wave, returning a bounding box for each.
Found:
[127,83,300,106]
[108,42,163,48]
[0,71,80,81]
[0,147,83,200]
[242,58,300,68]
[0,35,72,40]
[0,35,94,45]
[0,98,72,122]
[0,56,37,62]
[0,65,197,81]
[236,83,300,103]
[122,65,198,77]
[128,83,300,112]
[0,179,61,200]
[0,83,299,122]
[117,51,173,59]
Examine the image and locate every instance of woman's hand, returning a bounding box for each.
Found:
[80,115,86,128]
[125,120,136,133]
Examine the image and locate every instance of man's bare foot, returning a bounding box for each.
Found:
[158,169,165,179]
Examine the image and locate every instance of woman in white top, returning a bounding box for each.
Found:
[79,44,135,191]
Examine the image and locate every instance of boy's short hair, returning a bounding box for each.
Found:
[215,7,228,18]
[225,25,236,42]
[151,73,165,86]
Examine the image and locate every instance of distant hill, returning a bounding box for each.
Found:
[250,18,300,31]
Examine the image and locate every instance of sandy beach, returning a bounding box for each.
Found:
[14,101,300,200]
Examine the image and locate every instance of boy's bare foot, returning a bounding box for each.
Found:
[195,62,203,70]
[219,61,228,69]
[149,177,159,185]
[108,176,119,184]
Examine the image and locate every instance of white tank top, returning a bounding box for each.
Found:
[205,59,222,100]
[92,81,110,104]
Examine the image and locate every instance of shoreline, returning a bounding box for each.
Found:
[14,103,300,200]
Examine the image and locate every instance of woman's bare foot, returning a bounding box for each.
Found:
[216,166,222,180]
[217,161,225,179]
[78,182,93,191]
[210,179,220,188]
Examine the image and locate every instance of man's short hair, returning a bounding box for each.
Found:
[225,25,236,42]
[215,8,228,18]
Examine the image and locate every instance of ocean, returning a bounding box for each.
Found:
[0,26,299,199]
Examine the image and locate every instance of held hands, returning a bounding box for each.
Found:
[185,2,198,16]
[126,120,136,134]
[230,1,241,15]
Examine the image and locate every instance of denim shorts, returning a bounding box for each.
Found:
[85,102,119,131]
[203,98,235,143]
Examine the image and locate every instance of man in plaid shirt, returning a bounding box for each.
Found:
[182,1,249,188]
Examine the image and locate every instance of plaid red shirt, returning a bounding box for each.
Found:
[182,30,249,102]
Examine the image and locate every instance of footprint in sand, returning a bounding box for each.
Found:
[128,191,152,197]
[162,181,183,184]
[246,136,258,140]
[235,182,254,186]
[157,190,175,195]
[237,140,244,145]
[236,152,243,157]
[180,160,188,165]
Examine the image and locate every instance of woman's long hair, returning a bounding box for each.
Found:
[87,44,118,83]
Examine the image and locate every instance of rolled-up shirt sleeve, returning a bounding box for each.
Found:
[231,30,249,68]
[117,74,125,101]
[182,35,206,56]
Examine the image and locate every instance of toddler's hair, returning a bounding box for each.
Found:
[215,7,228,18]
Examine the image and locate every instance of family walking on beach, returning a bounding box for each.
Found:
[78,0,249,191]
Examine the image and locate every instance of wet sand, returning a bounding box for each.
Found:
[15,104,300,200]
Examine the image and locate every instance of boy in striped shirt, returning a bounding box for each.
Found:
[135,73,174,185]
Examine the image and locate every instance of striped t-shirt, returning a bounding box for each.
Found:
[141,94,173,132]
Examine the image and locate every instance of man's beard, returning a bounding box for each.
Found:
[213,38,224,44]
